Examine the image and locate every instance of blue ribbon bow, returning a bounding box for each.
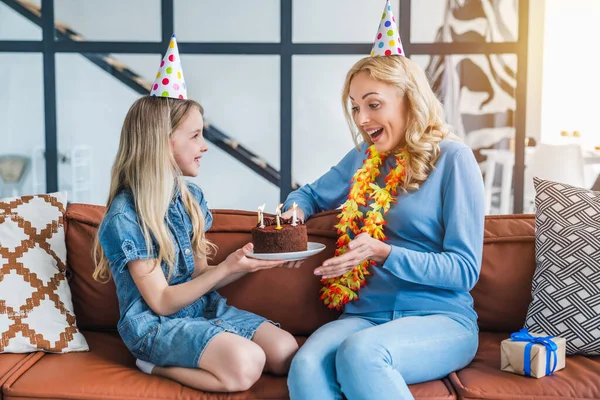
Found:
[510,328,558,377]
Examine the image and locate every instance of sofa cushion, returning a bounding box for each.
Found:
[0,193,88,353]
[4,331,456,400]
[0,353,36,400]
[0,354,26,385]
[525,178,600,355]
[450,332,600,400]
[2,331,237,400]
[472,215,536,332]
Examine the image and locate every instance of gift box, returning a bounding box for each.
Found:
[500,328,566,378]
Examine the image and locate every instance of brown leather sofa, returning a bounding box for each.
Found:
[1,205,598,400]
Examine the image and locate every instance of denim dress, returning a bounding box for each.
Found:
[98,182,271,368]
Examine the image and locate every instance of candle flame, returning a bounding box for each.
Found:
[292,202,297,210]
[276,203,283,216]
[258,203,265,212]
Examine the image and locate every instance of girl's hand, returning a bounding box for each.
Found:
[280,207,305,223]
[221,243,283,274]
[282,260,304,269]
[314,233,392,279]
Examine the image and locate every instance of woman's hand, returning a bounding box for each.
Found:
[314,233,392,279]
[220,243,283,274]
[280,207,306,223]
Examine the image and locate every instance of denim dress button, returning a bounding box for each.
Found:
[184,248,191,255]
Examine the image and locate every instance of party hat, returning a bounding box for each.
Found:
[370,0,404,57]
[150,34,187,99]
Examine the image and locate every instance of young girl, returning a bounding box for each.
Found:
[93,35,298,393]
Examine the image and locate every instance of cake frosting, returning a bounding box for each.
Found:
[251,216,308,253]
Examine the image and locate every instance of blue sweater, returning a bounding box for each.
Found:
[284,139,485,322]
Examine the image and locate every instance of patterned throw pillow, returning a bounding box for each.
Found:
[0,192,88,353]
[524,177,600,355]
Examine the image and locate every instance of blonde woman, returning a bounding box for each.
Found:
[94,95,299,392]
[281,54,484,398]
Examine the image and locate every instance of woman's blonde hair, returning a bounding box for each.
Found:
[341,55,457,191]
[93,96,215,282]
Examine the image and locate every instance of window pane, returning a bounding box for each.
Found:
[54,0,160,42]
[411,0,519,43]
[413,54,517,214]
[0,1,42,40]
[109,53,164,83]
[412,54,517,151]
[56,52,280,209]
[293,0,400,43]
[181,55,280,210]
[56,53,161,204]
[175,0,280,43]
[0,53,44,197]
[199,146,280,212]
[292,55,363,187]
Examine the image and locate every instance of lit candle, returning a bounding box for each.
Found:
[275,203,283,230]
[257,203,265,228]
[292,202,298,226]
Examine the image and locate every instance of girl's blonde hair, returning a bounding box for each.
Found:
[93,96,214,282]
[342,55,457,191]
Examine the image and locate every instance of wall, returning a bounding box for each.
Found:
[540,0,600,148]
[525,0,545,144]
[538,0,600,186]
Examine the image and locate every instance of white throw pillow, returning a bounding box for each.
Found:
[0,192,88,353]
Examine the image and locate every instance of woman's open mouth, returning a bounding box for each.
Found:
[367,128,384,143]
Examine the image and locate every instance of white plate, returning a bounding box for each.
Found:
[247,242,326,261]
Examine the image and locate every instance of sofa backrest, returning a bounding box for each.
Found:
[65,205,536,335]
[66,204,119,331]
[474,215,536,332]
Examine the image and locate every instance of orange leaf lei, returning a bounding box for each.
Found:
[320,144,408,310]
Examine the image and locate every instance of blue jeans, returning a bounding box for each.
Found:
[287,310,479,400]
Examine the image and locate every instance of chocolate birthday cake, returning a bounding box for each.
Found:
[251,216,308,254]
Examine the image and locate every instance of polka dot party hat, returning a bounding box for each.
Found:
[370,0,404,57]
[150,33,187,99]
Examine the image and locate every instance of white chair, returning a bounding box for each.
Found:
[31,145,93,202]
[523,143,586,212]
[481,149,513,214]
[70,145,93,203]
[481,138,538,215]
[0,155,30,198]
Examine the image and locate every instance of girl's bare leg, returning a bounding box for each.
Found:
[151,332,266,392]
[252,322,299,375]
